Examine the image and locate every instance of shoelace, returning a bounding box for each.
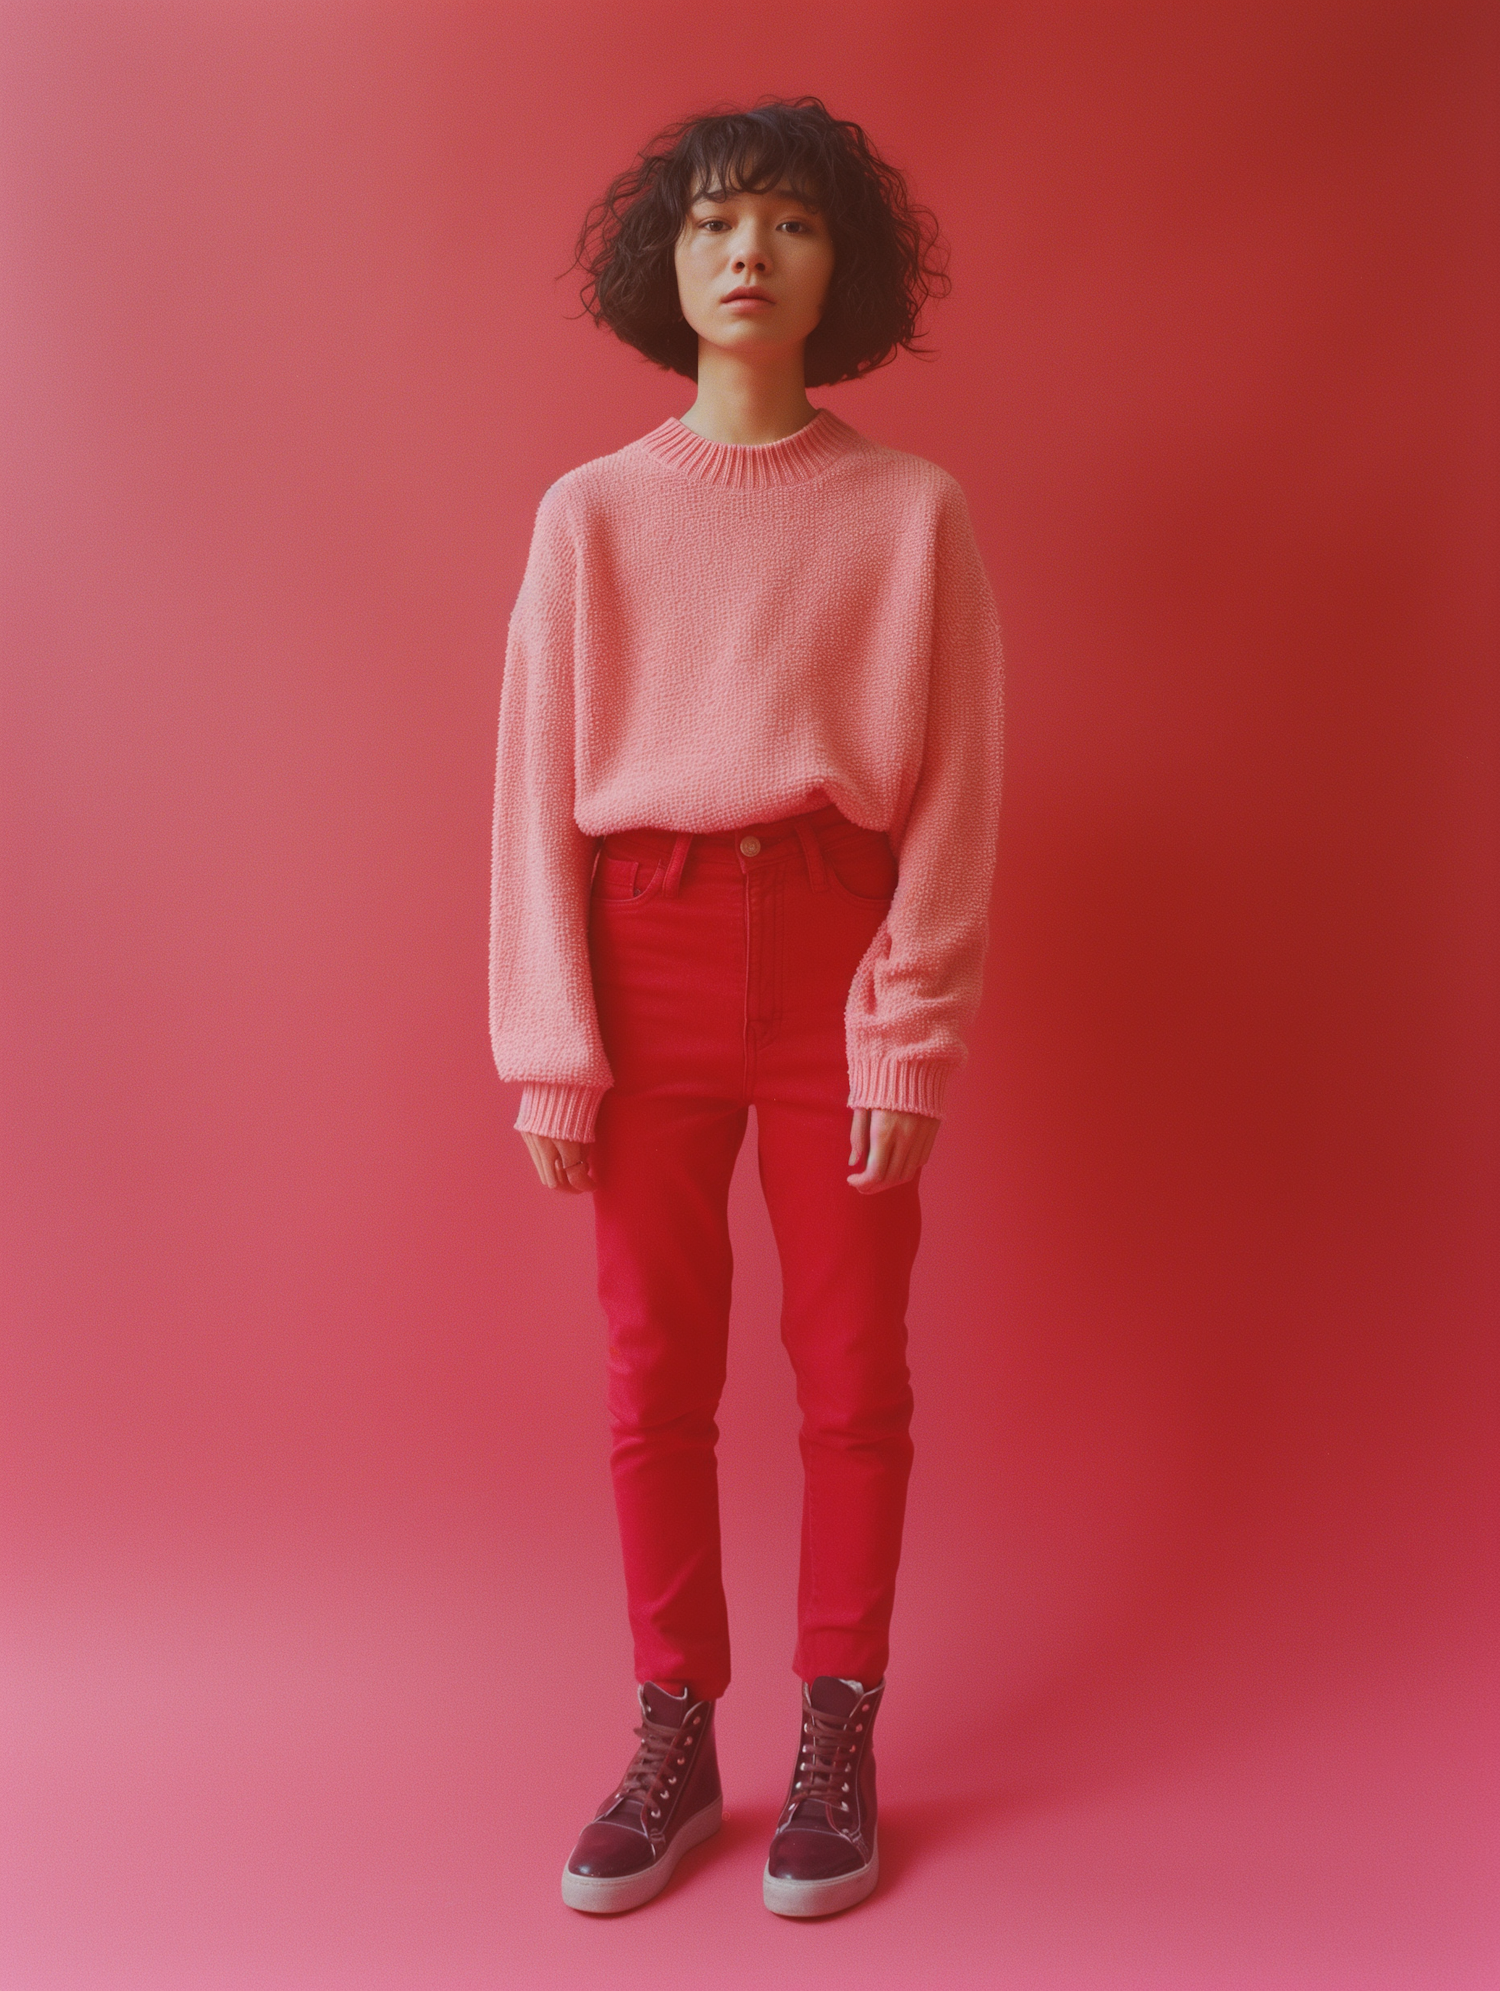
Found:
[786,1703,865,1820]
[610,1716,691,1823]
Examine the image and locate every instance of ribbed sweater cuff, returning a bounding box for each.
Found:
[846,1057,954,1121]
[514,1081,608,1144]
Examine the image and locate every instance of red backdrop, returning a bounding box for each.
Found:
[3,5,1495,1986]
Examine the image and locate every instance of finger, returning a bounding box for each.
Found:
[848,1113,896,1191]
[888,1128,918,1185]
[848,1108,870,1169]
[879,1123,917,1189]
[858,1115,930,1191]
[849,1112,940,1191]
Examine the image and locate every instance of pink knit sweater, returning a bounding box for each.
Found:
[489,406,1005,1144]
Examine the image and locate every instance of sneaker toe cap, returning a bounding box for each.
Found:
[767,1828,866,1882]
[567,1821,655,1879]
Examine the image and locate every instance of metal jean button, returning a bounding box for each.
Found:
[738,836,761,857]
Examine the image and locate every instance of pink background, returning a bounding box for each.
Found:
[3,4,1495,1985]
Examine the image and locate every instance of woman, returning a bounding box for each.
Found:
[489,96,1004,1917]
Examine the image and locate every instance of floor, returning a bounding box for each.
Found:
[5,1530,1492,1991]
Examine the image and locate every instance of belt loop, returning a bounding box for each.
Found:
[661,831,694,897]
[793,816,828,890]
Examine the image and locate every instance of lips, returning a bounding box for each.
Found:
[723,289,773,304]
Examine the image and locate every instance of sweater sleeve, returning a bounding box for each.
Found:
[844,478,1005,1121]
[489,481,613,1143]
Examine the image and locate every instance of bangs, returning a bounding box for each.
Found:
[683,122,828,213]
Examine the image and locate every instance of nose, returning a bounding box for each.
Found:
[733,223,771,273]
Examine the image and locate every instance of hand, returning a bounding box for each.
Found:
[847,1107,939,1193]
[520,1130,595,1193]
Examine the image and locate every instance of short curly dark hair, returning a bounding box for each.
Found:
[564,95,951,389]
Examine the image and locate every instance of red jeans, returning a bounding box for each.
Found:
[587,801,921,1702]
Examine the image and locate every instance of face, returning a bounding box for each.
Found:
[674,176,835,360]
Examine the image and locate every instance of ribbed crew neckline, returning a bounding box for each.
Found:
[635,407,859,489]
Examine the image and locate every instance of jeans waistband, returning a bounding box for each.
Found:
[598,801,852,897]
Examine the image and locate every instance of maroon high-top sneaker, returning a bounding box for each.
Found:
[763,1675,885,1916]
[560,1682,723,1913]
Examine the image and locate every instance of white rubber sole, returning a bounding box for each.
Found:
[560,1796,724,1914]
[762,1829,879,1918]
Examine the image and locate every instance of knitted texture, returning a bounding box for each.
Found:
[490,407,1005,1144]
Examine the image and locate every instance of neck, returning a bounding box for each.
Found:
[678,346,819,447]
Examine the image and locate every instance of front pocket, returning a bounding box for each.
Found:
[822,829,899,905]
[592,855,641,901]
[591,853,667,909]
